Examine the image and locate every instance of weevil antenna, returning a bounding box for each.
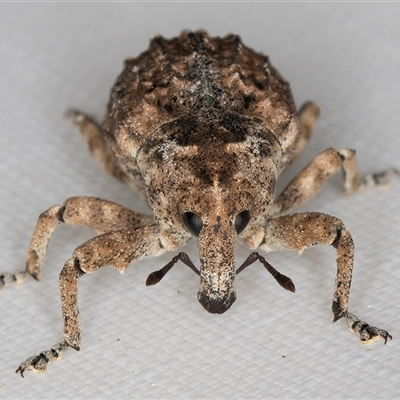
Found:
[236,252,295,293]
[146,252,200,286]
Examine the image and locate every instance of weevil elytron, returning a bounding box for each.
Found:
[1,30,396,376]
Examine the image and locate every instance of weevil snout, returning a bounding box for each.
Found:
[194,209,250,314]
[197,227,238,314]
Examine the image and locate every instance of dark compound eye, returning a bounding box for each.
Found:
[235,210,250,235]
[182,212,203,236]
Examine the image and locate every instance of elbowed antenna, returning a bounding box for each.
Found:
[236,252,296,293]
[146,252,200,286]
[146,251,295,293]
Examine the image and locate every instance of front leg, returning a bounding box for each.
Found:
[256,212,391,343]
[16,225,162,376]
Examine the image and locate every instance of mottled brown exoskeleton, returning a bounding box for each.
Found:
[1,31,397,376]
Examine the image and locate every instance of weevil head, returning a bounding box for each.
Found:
[136,111,281,313]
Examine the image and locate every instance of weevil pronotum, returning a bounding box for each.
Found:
[1,31,397,376]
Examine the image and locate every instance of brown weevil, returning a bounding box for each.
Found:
[1,30,396,376]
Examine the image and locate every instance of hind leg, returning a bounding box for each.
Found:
[290,101,321,163]
[66,110,129,184]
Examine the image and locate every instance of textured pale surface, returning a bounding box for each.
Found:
[1,3,399,399]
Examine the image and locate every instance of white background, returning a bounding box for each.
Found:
[1,3,399,399]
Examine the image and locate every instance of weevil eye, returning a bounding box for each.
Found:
[235,210,250,235]
[182,212,203,236]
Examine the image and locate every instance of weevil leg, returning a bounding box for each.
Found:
[253,212,391,343]
[1,197,153,290]
[271,147,399,216]
[65,109,130,184]
[16,225,162,376]
[289,101,321,163]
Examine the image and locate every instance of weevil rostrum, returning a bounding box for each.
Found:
[1,30,397,376]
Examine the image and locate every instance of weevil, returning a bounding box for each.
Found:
[1,30,396,376]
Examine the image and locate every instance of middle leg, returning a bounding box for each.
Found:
[271,147,398,217]
[27,197,154,282]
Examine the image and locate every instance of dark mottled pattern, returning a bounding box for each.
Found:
[103,30,298,195]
